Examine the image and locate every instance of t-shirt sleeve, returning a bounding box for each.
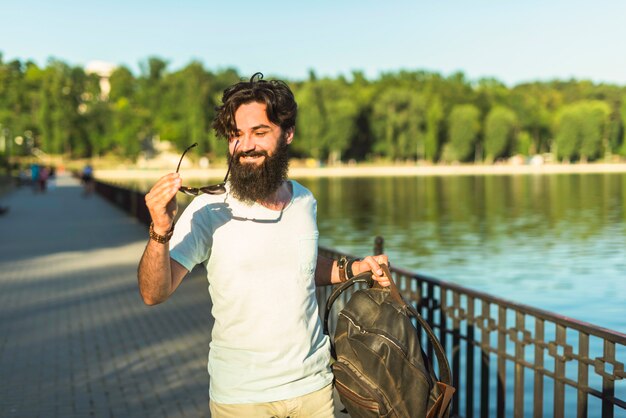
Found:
[169,198,213,272]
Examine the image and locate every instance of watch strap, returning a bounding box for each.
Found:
[337,256,348,282]
[346,258,360,279]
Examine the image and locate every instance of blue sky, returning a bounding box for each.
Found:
[2,0,626,85]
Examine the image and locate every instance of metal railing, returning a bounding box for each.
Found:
[318,241,626,418]
[95,181,152,226]
[95,180,625,418]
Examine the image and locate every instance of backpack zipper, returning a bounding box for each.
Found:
[339,311,407,354]
[333,361,389,415]
[339,311,433,385]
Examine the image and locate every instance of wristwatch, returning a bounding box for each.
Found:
[346,258,360,279]
[337,256,349,282]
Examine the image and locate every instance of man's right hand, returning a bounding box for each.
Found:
[145,173,181,234]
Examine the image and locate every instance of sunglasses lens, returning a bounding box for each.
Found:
[179,186,199,196]
[200,184,226,195]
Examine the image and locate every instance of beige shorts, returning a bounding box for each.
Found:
[209,383,335,418]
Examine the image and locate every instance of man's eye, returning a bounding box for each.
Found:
[255,131,267,137]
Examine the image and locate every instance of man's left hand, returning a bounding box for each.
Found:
[354,255,391,287]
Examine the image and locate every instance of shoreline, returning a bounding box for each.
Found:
[95,162,626,181]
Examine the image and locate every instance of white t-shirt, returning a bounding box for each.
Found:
[169,180,332,404]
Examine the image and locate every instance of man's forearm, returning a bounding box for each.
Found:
[138,240,174,305]
[314,253,390,287]
[315,254,337,286]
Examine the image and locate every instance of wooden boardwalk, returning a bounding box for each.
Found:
[0,174,213,417]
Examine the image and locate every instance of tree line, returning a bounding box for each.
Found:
[2,54,626,164]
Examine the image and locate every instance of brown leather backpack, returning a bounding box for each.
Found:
[323,264,455,418]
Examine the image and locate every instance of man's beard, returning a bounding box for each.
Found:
[228,138,290,204]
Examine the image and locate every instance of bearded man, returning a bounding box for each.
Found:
[138,73,390,417]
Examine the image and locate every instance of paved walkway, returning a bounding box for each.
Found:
[0,174,213,417]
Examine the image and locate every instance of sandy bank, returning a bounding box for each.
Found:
[95,162,626,181]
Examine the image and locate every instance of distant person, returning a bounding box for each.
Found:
[30,163,40,193]
[48,166,57,190]
[138,73,391,417]
[0,205,8,216]
[81,164,95,196]
[38,166,49,193]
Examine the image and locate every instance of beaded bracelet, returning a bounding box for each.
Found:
[149,222,174,244]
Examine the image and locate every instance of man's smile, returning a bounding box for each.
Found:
[240,155,265,163]
[237,151,268,165]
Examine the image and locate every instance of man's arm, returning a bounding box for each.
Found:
[138,239,188,305]
[315,254,391,287]
[137,172,188,305]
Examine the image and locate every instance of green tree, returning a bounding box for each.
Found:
[0,59,31,146]
[371,87,426,160]
[323,97,358,164]
[554,101,610,162]
[293,71,327,160]
[447,104,481,162]
[484,106,517,162]
[509,84,561,154]
[37,61,86,156]
[424,96,443,161]
[110,97,146,158]
[475,78,510,115]
[579,101,610,161]
[554,107,580,162]
[516,131,532,156]
[136,57,169,148]
[109,66,135,102]
[620,95,626,157]
[343,71,376,161]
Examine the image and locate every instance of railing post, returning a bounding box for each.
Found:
[374,236,384,256]
[602,341,617,418]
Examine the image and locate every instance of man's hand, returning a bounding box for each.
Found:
[353,255,391,287]
[145,173,181,233]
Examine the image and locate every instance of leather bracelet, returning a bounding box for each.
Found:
[149,222,174,244]
[337,256,349,282]
[346,258,360,279]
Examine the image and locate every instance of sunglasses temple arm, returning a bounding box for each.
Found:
[176,143,198,173]
[175,156,184,174]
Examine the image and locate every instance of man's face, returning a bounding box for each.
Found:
[227,102,294,203]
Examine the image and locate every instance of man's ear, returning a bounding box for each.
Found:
[284,127,295,144]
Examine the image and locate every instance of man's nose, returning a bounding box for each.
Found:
[237,133,256,153]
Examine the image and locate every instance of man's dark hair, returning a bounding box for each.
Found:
[212,72,297,139]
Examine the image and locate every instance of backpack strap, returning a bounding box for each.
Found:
[323,264,452,387]
[323,271,373,336]
[380,263,453,387]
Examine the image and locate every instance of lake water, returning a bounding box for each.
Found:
[297,173,626,334]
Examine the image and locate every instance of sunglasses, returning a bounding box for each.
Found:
[176,140,239,196]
